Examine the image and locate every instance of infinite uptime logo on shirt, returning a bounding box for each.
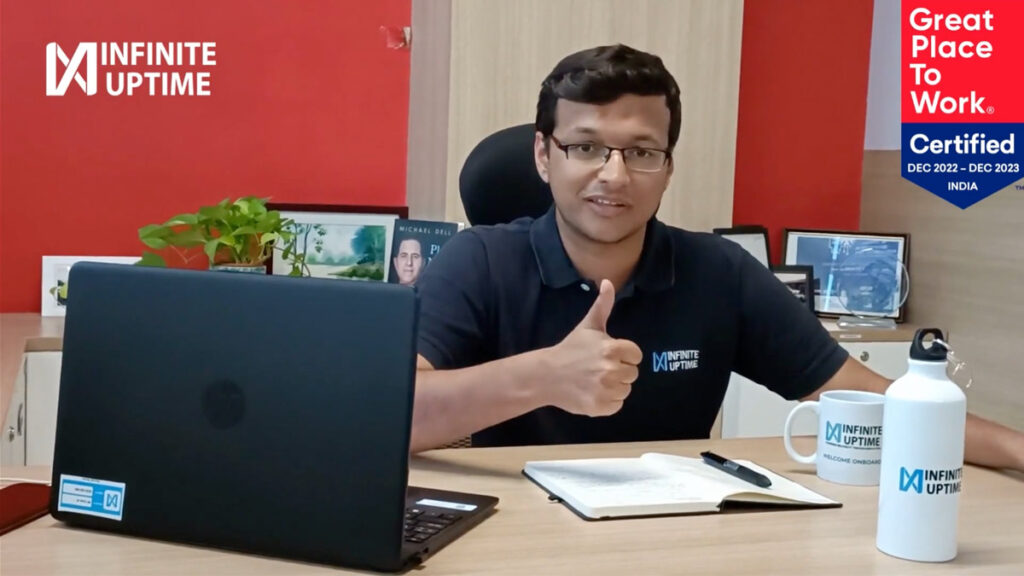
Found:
[901,1,1024,208]
[899,466,963,495]
[651,350,699,373]
[46,42,216,97]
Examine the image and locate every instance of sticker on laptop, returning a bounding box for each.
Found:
[415,498,477,512]
[57,475,126,521]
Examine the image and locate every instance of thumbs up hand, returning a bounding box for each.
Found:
[542,280,643,417]
[576,278,616,332]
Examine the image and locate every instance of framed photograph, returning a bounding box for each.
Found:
[41,255,140,317]
[782,229,910,321]
[771,265,814,313]
[267,203,408,281]
[713,225,770,268]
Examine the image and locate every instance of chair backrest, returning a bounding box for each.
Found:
[459,123,553,226]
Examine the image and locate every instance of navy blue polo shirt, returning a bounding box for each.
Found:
[416,208,848,447]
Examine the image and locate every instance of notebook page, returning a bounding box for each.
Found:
[524,458,719,516]
[638,453,837,505]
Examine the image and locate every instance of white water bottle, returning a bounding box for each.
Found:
[876,328,966,562]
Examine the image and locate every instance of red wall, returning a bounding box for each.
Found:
[1,0,410,311]
[734,0,874,264]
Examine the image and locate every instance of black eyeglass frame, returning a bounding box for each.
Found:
[548,135,672,172]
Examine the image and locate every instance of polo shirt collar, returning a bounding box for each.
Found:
[529,207,675,293]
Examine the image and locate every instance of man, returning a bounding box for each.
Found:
[410,44,1024,471]
[392,238,424,286]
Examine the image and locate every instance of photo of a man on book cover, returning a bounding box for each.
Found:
[388,219,460,286]
[392,237,424,286]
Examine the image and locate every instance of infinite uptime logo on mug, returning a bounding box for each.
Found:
[822,421,882,467]
[784,390,885,486]
[824,421,882,448]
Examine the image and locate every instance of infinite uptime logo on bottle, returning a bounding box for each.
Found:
[902,1,1024,208]
[899,466,963,495]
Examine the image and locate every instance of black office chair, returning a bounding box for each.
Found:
[440,124,551,450]
[459,123,553,226]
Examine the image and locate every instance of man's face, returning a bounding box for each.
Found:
[394,239,423,285]
[534,94,673,245]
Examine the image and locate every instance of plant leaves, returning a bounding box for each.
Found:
[163,228,207,247]
[136,252,167,267]
[138,224,166,239]
[204,239,221,263]
[162,213,199,226]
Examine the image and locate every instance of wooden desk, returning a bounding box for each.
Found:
[2,438,1022,575]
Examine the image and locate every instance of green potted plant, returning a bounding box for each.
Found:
[138,196,311,275]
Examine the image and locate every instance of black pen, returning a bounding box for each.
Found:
[700,451,772,488]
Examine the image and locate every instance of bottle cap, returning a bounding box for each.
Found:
[910,328,948,362]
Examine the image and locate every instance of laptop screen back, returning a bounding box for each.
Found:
[50,262,419,569]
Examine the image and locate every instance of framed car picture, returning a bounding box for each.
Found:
[782,229,910,321]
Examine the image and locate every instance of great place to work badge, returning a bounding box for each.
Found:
[902,0,1024,209]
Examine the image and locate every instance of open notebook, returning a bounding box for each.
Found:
[523,452,839,520]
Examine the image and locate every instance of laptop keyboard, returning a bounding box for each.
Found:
[403,507,461,544]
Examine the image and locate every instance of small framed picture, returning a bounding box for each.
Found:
[782,229,910,321]
[41,255,140,316]
[388,219,464,287]
[771,265,814,313]
[266,203,408,281]
[713,225,770,268]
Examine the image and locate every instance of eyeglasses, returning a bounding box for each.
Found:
[549,135,671,173]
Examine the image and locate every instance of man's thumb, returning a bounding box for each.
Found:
[578,279,615,332]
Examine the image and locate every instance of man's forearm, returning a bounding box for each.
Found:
[410,350,551,453]
[965,413,1024,471]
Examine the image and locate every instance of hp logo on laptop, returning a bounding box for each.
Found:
[203,380,246,429]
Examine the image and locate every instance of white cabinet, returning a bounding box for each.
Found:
[1,351,63,466]
[1,356,27,467]
[721,336,913,439]
[25,351,63,466]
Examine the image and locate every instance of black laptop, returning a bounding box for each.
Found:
[49,262,497,572]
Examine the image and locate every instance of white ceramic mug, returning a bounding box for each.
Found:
[783,390,885,486]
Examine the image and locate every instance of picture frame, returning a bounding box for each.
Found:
[387,219,464,288]
[771,265,814,313]
[266,203,408,282]
[782,229,910,321]
[41,255,141,317]
[713,225,770,268]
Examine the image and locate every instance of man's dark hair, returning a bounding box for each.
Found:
[535,44,682,151]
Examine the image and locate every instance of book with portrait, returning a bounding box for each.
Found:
[387,219,464,286]
[523,453,838,520]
